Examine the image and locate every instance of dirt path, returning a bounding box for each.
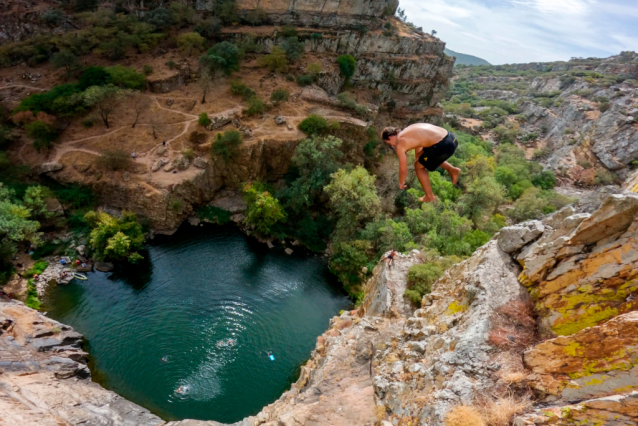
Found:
[0,84,48,92]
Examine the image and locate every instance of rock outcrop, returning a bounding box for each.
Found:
[0,298,163,426]
[3,193,638,426]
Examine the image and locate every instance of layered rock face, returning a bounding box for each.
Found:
[447,52,638,183]
[2,194,638,425]
[0,298,163,426]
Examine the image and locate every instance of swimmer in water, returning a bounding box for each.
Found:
[161,357,168,363]
[176,386,187,394]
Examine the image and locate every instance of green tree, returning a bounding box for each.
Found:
[324,166,381,239]
[243,182,286,236]
[144,7,173,30]
[83,85,130,128]
[198,112,211,127]
[283,37,303,62]
[298,114,329,135]
[457,176,506,226]
[51,50,81,81]
[245,97,265,116]
[280,135,344,213]
[23,186,52,222]
[26,121,59,151]
[79,66,112,90]
[337,55,356,82]
[178,32,206,56]
[245,7,268,26]
[405,262,443,304]
[329,240,372,290]
[85,210,145,263]
[270,88,289,105]
[215,0,240,25]
[194,17,223,40]
[0,184,41,263]
[212,130,243,161]
[256,46,288,73]
[200,41,241,75]
[106,65,146,90]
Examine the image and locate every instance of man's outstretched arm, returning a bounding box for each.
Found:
[397,148,408,189]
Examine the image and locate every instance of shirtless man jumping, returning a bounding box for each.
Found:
[382,124,461,202]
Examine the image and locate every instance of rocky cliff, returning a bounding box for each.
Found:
[0,298,163,426]
[2,193,638,425]
[446,52,638,186]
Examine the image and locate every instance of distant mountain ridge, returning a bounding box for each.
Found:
[445,48,491,66]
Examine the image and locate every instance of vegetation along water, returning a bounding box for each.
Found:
[43,224,350,423]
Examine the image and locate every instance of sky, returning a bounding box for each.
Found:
[398,0,638,65]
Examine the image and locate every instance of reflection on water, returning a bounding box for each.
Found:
[44,224,350,422]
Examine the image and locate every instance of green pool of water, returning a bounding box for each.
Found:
[43,224,350,423]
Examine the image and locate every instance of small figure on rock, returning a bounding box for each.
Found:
[382,124,461,203]
[384,250,397,269]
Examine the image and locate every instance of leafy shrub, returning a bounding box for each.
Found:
[200,41,241,75]
[84,210,144,263]
[283,37,303,62]
[182,149,195,161]
[298,114,329,135]
[329,240,372,290]
[245,97,265,116]
[212,130,243,161]
[243,181,286,236]
[522,132,539,143]
[531,170,556,189]
[79,66,112,90]
[257,46,289,73]
[270,88,289,105]
[142,65,154,76]
[165,60,177,69]
[198,112,211,127]
[177,32,206,56]
[197,205,231,224]
[42,9,64,26]
[51,50,81,80]
[280,26,297,37]
[106,65,146,90]
[230,80,256,100]
[144,7,173,30]
[97,149,132,171]
[310,32,323,40]
[405,263,443,304]
[296,75,314,86]
[337,55,356,81]
[26,121,58,151]
[595,169,617,185]
[194,17,223,40]
[337,92,367,116]
[306,62,322,76]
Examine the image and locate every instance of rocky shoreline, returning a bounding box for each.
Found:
[2,192,637,425]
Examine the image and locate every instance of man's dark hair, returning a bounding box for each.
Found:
[382,127,401,141]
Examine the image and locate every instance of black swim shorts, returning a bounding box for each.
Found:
[417,132,458,172]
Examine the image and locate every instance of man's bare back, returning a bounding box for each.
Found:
[395,123,449,152]
[382,123,461,202]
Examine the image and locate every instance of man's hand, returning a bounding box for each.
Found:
[399,183,407,189]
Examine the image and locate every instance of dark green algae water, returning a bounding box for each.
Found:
[43,224,350,423]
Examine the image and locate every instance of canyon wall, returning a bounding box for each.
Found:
[2,193,638,425]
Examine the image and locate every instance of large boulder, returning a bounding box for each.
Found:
[497,220,545,253]
[35,162,63,174]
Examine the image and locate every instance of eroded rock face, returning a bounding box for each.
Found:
[371,241,531,425]
[0,299,163,426]
[518,194,638,337]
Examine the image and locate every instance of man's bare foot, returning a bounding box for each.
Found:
[450,167,461,185]
[419,195,437,203]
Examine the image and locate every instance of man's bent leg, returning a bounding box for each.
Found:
[415,162,436,202]
[440,161,461,185]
